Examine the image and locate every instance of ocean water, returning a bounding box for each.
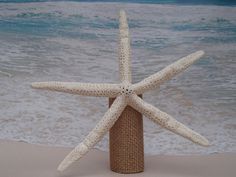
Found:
[1,0,236,6]
[0,1,236,155]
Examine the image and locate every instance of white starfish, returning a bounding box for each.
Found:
[31,10,209,172]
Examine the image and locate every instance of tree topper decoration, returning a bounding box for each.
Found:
[31,10,209,172]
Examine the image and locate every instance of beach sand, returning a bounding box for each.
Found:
[0,140,235,177]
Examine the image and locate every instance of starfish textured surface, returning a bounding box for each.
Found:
[31,10,209,172]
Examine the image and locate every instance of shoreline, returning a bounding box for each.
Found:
[0,139,235,177]
[1,1,236,8]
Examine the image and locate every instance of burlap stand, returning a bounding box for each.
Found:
[109,96,144,174]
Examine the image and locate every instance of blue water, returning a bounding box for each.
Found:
[1,0,236,6]
[0,1,235,154]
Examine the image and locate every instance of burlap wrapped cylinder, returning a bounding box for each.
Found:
[109,96,144,174]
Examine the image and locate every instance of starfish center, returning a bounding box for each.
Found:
[120,84,134,96]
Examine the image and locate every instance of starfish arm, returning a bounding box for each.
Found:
[119,10,132,83]
[57,96,127,172]
[128,95,209,146]
[133,51,204,94]
[31,82,121,97]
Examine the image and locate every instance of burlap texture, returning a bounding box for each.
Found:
[109,96,144,174]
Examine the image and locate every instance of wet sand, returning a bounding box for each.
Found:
[0,139,235,177]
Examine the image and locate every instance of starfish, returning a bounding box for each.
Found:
[31,10,209,172]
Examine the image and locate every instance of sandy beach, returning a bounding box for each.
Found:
[0,139,235,177]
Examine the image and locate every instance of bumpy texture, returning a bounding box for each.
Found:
[31,9,209,172]
[128,95,209,146]
[57,96,127,171]
[119,10,132,83]
[31,82,120,97]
